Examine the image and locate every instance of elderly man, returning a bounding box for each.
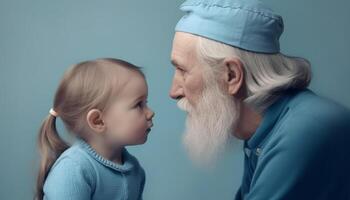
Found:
[169,0,350,199]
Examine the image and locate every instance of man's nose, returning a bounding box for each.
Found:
[169,78,184,100]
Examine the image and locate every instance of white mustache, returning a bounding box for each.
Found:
[177,98,192,112]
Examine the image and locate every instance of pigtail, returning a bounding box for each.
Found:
[35,114,69,200]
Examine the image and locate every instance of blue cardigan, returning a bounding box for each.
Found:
[43,139,145,200]
[235,89,350,199]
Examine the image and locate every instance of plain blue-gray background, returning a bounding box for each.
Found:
[1,0,349,199]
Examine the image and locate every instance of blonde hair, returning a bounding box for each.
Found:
[196,36,312,111]
[35,58,144,200]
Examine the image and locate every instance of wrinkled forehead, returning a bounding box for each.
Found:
[171,32,199,67]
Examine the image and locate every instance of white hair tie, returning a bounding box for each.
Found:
[49,108,58,117]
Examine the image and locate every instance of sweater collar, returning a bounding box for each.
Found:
[75,139,135,173]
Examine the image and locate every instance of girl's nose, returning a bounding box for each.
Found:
[147,109,155,120]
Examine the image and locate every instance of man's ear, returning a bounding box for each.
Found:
[86,109,106,134]
[223,57,244,96]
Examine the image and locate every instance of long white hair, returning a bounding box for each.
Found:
[196,36,312,111]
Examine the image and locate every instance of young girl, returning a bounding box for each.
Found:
[35,58,154,200]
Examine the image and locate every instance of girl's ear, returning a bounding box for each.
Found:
[86,109,106,134]
[223,57,244,96]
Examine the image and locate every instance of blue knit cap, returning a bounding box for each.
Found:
[175,0,284,53]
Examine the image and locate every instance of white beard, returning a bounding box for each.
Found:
[177,78,241,167]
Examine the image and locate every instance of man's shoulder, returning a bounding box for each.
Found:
[249,90,350,200]
[283,89,350,131]
[267,89,350,152]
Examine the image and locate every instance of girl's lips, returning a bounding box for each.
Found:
[146,122,153,133]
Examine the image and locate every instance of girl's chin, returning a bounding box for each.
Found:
[139,133,149,144]
[129,134,149,146]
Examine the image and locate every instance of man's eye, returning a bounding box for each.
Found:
[177,67,185,73]
[177,68,187,78]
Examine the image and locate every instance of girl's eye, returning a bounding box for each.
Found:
[136,102,143,108]
[135,100,147,109]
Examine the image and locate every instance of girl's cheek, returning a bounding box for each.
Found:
[128,115,148,140]
[118,111,148,143]
[131,117,147,134]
